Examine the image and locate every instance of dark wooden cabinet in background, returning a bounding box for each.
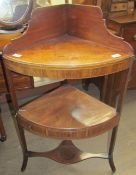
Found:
[108,18,136,88]
[72,0,111,17]
[107,0,136,89]
[73,0,136,89]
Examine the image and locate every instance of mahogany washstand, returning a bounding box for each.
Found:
[3,4,133,172]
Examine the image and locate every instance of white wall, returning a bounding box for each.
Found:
[0,0,73,21]
[51,0,72,5]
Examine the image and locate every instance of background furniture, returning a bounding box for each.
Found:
[0,0,34,139]
[108,0,135,18]
[75,0,136,89]
[0,0,62,97]
[0,0,33,29]
[72,0,112,18]
[107,0,136,89]
[0,0,69,97]
[0,105,6,142]
[0,0,34,95]
[3,4,133,172]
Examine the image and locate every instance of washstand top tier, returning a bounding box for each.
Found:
[3,4,134,79]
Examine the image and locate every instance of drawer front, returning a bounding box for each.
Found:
[12,74,34,90]
[111,3,127,12]
[0,63,34,93]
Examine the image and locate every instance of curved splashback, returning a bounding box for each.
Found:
[4,4,133,55]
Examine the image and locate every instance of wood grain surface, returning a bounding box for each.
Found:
[18,85,118,139]
[0,32,21,52]
[3,4,133,79]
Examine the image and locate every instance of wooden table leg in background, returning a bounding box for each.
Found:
[0,106,6,142]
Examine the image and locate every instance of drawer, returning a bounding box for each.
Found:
[0,74,34,93]
[0,62,34,93]
[111,3,127,12]
[12,75,34,90]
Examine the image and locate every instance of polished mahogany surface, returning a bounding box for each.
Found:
[3,4,133,79]
[18,85,117,139]
[0,30,34,94]
[0,32,21,53]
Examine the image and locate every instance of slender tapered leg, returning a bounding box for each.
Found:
[17,124,29,172]
[4,68,29,171]
[21,154,28,172]
[102,67,132,173]
[108,127,118,173]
